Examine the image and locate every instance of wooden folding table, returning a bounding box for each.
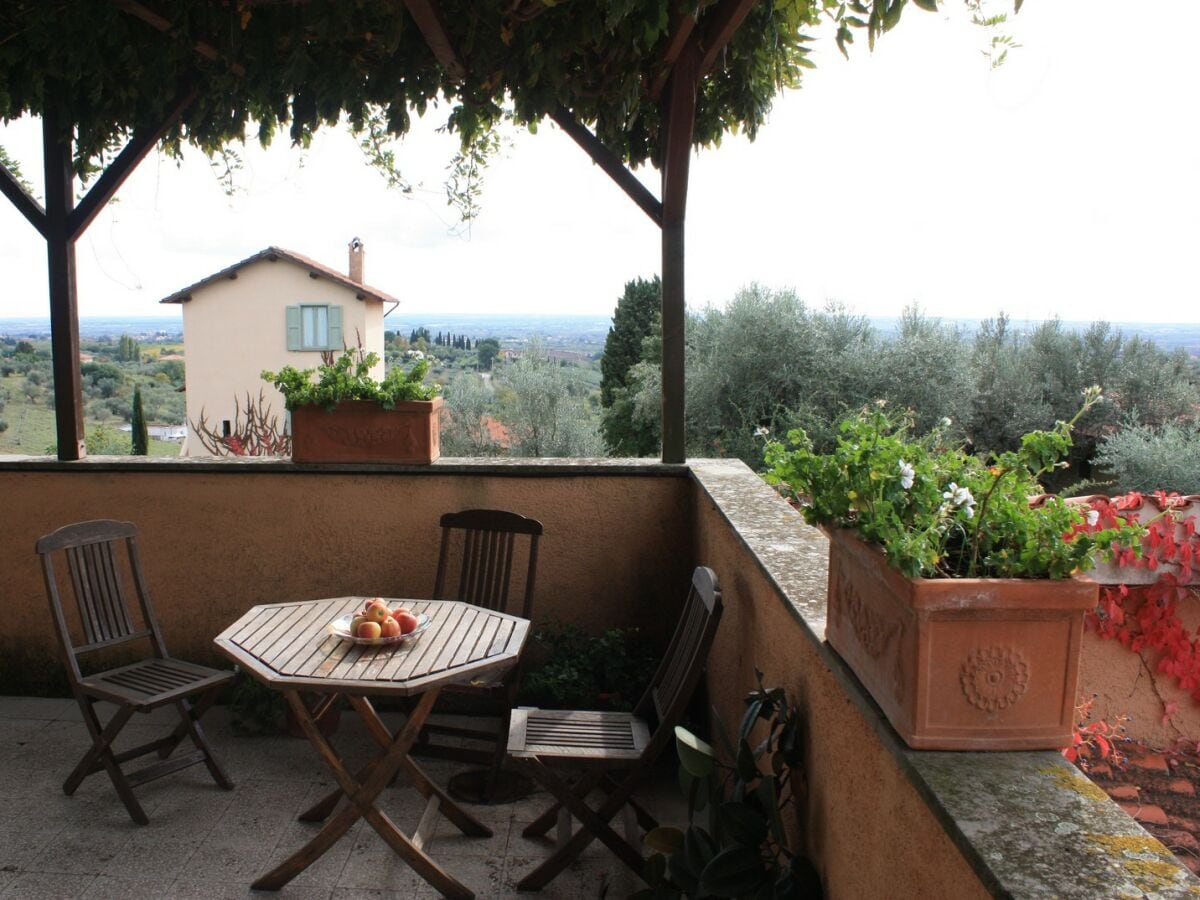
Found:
[214,596,529,899]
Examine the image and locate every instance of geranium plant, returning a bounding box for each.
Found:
[764,387,1140,579]
[262,347,440,411]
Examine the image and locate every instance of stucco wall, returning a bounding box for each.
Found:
[690,470,990,900]
[1080,601,1200,746]
[177,258,385,455]
[0,465,692,687]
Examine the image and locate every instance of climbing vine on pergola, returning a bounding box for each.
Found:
[0,0,1008,461]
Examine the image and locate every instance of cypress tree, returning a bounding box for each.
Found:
[130,386,149,455]
[600,276,661,407]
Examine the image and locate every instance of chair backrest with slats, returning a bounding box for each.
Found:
[636,566,723,736]
[36,520,165,682]
[432,509,543,618]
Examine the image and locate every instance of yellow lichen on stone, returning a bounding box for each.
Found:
[1038,765,1110,803]
[1087,834,1173,857]
[1083,834,1193,893]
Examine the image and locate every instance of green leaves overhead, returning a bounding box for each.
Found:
[0,0,1009,181]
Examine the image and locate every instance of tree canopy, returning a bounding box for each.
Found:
[0,1,1008,180]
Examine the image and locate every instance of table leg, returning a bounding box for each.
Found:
[299,696,491,839]
[253,689,478,899]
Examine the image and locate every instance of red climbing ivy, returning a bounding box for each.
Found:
[1078,492,1200,705]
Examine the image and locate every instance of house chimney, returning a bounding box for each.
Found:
[348,237,364,283]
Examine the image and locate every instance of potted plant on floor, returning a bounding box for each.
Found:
[263,348,443,464]
[764,388,1141,750]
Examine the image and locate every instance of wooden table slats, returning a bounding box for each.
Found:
[214,597,529,697]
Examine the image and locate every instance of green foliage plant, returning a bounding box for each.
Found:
[764,387,1142,579]
[1093,420,1200,495]
[637,672,821,900]
[517,623,659,712]
[262,347,440,411]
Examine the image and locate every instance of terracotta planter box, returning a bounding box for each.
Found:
[290,398,442,464]
[825,528,1097,750]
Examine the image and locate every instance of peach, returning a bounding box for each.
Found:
[380,616,401,638]
[356,620,382,640]
[396,611,419,635]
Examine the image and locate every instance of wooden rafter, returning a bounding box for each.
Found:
[648,5,698,101]
[697,0,759,76]
[402,0,466,81]
[548,108,662,227]
[67,86,198,240]
[0,162,47,238]
[111,0,246,76]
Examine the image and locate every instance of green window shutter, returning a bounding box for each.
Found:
[328,305,343,350]
[285,305,301,350]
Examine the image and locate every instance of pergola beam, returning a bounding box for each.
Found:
[548,108,663,228]
[110,0,246,76]
[648,6,698,101]
[402,0,467,81]
[659,42,700,465]
[42,104,87,461]
[68,87,198,240]
[0,163,47,238]
[698,0,760,76]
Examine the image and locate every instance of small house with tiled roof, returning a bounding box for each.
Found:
[161,239,397,456]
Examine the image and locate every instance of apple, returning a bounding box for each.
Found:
[350,614,366,634]
[390,606,410,620]
[396,611,419,635]
[380,616,401,638]
[364,601,390,624]
[356,620,382,640]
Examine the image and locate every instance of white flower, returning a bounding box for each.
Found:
[898,460,915,490]
[940,417,952,428]
[943,483,976,514]
[1086,509,1100,527]
[753,426,770,439]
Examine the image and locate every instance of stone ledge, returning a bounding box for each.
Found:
[0,454,690,477]
[687,458,1200,899]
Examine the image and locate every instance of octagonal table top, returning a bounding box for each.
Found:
[214,597,529,696]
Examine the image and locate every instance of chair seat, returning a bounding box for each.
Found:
[508,708,650,762]
[81,658,235,709]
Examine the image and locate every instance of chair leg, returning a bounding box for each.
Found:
[516,759,646,891]
[522,770,606,838]
[66,699,149,826]
[170,689,233,790]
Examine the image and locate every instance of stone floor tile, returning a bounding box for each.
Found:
[502,854,643,900]
[28,828,137,876]
[407,854,508,899]
[79,876,175,899]
[0,870,96,899]
[0,827,64,870]
[0,697,75,721]
[260,818,363,888]
[169,879,333,899]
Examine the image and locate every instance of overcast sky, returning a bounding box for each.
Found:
[1,1,1198,324]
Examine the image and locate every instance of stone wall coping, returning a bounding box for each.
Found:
[687,458,1200,899]
[0,454,690,477]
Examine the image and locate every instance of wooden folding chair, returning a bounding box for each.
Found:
[36,519,235,825]
[415,508,543,793]
[507,566,723,891]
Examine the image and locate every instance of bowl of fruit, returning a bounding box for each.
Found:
[330,598,430,646]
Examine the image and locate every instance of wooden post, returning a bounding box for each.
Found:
[659,45,699,465]
[42,104,86,461]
